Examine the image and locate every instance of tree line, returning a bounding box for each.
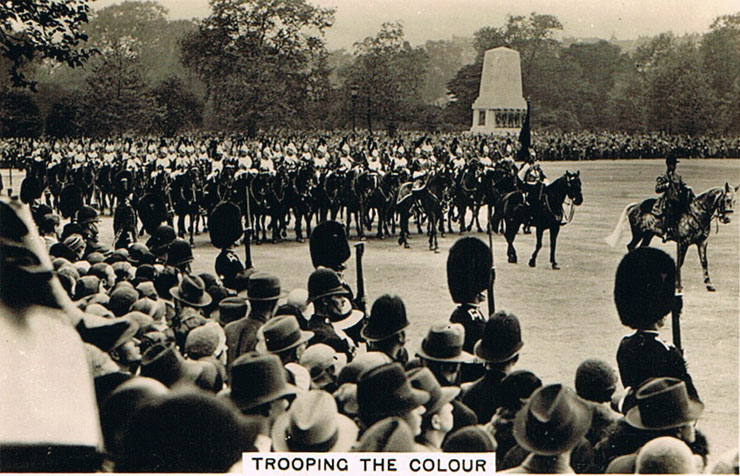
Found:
[0,1,738,138]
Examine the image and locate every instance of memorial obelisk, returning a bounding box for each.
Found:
[470,47,527,134]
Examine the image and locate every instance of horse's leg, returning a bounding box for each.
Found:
[189,212,194,245]
[549,225,561,270]
[177,214,185,237]
[459,202,466,234]
[696,240,715,292]
[505,219,518,264]
[675,241,688,293]
[529,226,544,268]
[473,203,483,233]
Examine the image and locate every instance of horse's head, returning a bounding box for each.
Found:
[717,182,738,224]
[564,171,583,206]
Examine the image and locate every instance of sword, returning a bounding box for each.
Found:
[672,292,683,353]
[354,242,366,313]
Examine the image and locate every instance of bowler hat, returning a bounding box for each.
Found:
[625,378,703,430]
[256,315,313,354]
[166,239,193,268]
[474,310,523,362]
[246,271,284,301]
[357,363,429,424]
[417,323,474,363]
[272,390,358,452]
[49,242,77,262]
[307,267,347,302]
[170,274,212,308]
[310,221,350,270]
[362,294,409,341]
[108,285,139,316]
[87,251,105,265]
[407,367,460,415]
[229,352,298,412]
[512,384,592,455]
[212,296,248,325]
[354,417,416,452]
[337,351,392,385]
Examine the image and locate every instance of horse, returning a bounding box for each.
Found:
[498,171,583,269]
[315,169,345,223]
[397,166,454,252]
[605,183,738,292]
[287,164,317,243]
[367,170,401,239]
[450,163,483,234]
[345,169,377,240]
[170,168,203,244]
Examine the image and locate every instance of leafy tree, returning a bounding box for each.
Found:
[45,92,84,137]
[151,76,203,136]
[421,38,475,104]
[0,0,93,89]
[700,13,740,133]
[0,91,43,137]
[181,0,335,136]
[343,21,428,133]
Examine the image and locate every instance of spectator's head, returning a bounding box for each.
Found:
[170,274,212,310]
[353,417,416,452]
[635,437,700,474]
[498,369,543,411]
[229,352,297,423]
[246,272,283,318]
[212,296,248,326]
[308,267,361,329]
[185,321,227,362]
[417,323,473,386]
[575,358,618,403]
[512,384,591,456]
[257,314,313,364]
[614,248,675,329]
[442,425,497,453]
[271,390,358,452]
[625,377,703,441]
[357,362,429,435]
[300,343,345,393]
[407,367,459,447]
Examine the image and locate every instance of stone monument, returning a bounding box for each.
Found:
[470,47,527,134]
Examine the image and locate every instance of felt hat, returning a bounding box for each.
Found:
[357,363,429,425]
[257,315,313,354]
[77,312,139,352]
[272,390,358,452]
[575,359,618,403]
[474,310,523,362]
[300,343,346,388]
[127,242,150,265]
[118,388,260,473]
[442,425,497,453]
[166,239,193,268]
[246,271,284,301]
[498,369,543,410]
[185,322,226,359]
[625,377,704,430]
[146,224,176,254]
[337,351,392,385]
[170,274,212,308]
[417,323,474,363]
[512,384,592,455]
[406,367,460,415]
[229,352,298,412]
[354,417,416,452]
[307,267,348,302]
[108,285,139,316]
[362,294,409,341]
[212,296,248,325]
[76,205,100,225]
[139,343,205,388]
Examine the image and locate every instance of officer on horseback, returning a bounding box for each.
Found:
[654,150,691,242]
[517,149,548,231]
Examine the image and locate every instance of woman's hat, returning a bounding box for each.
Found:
[474,310,523,362]
[417,323,474,363]
[625,377,704,430]
[272,390,358,452]
[512,384,592,455]
[170,274,212,308]
[256,315,313,354]
[229,352,298,412]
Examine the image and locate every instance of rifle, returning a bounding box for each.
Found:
[487,220,496,315]
[672,291,683,353]
[354,242,366,313]
[243,173,253,269]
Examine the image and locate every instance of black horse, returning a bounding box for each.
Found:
[398,167,454,252]
[498,171,583,269]
[367,171,401,239]
[287,164,317,243]
[345,169,377,240]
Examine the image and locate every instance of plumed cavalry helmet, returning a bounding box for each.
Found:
[309,220,350,270]
[208,201,243,250]
[446,237,492,304]
[20,176,42,204]
[59,184,84,219]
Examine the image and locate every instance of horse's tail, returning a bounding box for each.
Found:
[604,202,637,248]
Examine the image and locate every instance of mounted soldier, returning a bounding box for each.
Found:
[653,150,693,242]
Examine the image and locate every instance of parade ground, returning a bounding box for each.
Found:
[5,158,739,461]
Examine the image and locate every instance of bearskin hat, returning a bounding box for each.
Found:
[447,237,492,304]
[59,184,84,219]
[20,176,42,204]
[137,193,168,235]
[614,247,675,329]
[209,201,243,249]
[114,169,134,196]
[310,221,350,270]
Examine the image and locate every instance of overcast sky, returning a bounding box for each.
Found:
[94,0,738,50]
